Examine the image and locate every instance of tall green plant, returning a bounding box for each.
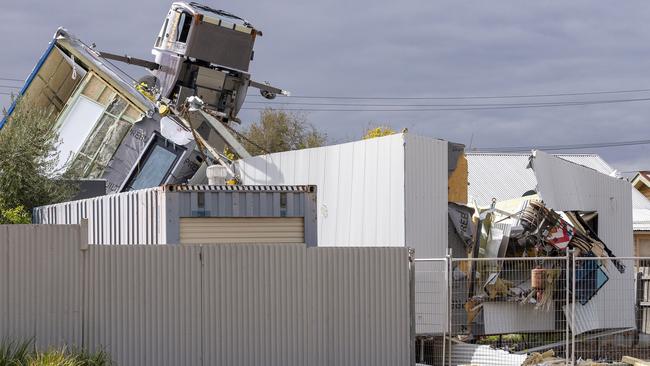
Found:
[0,339,32,366]
[0,99,78,221]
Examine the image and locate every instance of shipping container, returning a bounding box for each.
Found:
[33,185,317,245]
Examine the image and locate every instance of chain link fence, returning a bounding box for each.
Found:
[415,255,650,366]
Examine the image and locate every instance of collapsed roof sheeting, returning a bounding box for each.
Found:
[466,153,618,207]
[531,150,633,257]
[467,152,650,232]
[530,150,635,334]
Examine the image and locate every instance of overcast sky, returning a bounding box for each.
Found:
[2,1,650,173]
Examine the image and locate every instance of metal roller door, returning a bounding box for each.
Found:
[180,217,305,244]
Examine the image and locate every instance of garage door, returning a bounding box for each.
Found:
[180,217,305,244]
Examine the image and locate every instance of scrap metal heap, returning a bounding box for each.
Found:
[448,194,624,339]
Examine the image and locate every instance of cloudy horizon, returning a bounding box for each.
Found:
[3,1,650,174]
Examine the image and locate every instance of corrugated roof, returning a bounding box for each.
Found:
[466,153,615,207]
[467,152,650,231]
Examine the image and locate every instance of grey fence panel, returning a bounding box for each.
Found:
[202,244,306,366]
[84,245,203,366]
[0,226,7,339]
[307,247,412,366]
[201,246,412,366]
[1,225,412,366]
[0,225,83,349]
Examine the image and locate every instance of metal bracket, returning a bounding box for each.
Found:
[195,109,252,159]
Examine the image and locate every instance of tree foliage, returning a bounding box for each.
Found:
[0,99,78,222]
[0,205,31,224]
[239,109,326,156]
[363,126,396,139]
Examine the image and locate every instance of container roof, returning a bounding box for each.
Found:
[174,2,258,32]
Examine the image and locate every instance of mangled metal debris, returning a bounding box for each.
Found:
[448,151,633,339]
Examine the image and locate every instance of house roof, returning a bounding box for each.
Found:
[466,152,650,231]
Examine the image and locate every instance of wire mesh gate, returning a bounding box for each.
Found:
[415,254,650,366]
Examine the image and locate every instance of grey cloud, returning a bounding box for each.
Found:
[2,1,650,171]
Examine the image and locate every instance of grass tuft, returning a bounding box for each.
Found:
[0,340,111,366]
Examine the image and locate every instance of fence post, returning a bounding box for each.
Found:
[571,250,577,365]
[446,248,452,366]
[79,219,88,350]
[565,250,570,365]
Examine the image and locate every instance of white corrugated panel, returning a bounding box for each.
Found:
[0,225,83,349]
[404,135,449,335]
[531,151,635,334]
[468,151,650,233]
[237,134,407,247]
[404,134,448,258]
[33,188,165,245]
[466,153,617,207]
[450,341,527,366]
[237,133,450,255]
[482,302,555,334]
[179,217,305,244]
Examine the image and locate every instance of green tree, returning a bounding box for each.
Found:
[239,108,326,156]
[0,99,78,223]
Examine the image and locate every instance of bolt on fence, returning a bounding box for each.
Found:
[415,255,650,366]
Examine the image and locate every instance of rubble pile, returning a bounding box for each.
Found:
[448,195,625,338]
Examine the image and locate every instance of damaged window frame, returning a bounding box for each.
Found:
[122,132,186,191]
[55,72,143,178]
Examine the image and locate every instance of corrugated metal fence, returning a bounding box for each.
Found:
[0,225,414,366]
